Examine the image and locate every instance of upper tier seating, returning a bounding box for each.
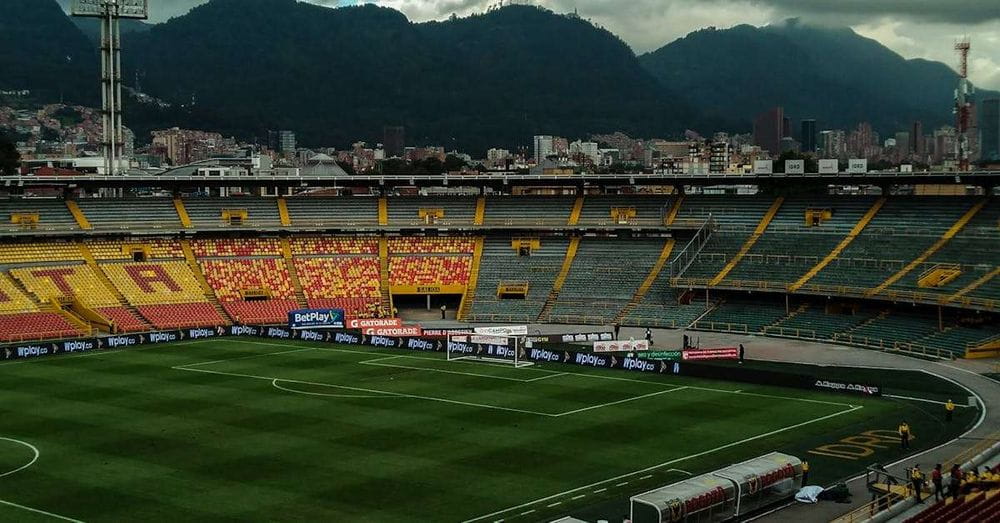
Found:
[192,238,283,257]
[468,237,567,322]
[0,273,40,313]
[578,195,673,226]
[388,237,475,254]
[284,197,379,227]
[549,238,665,323]
[0,199,78,233]
[290,236,378,255]
[483,196,574,226]
[0,242,82,265]
[76,198,182,231]
[102,262,209,305]
[200,259,295,301]
[10,263,120,308]
[386,197,477,226]
[183,198,282,229]
[0,312,82,342]
[674,195,774,229]
[389,256,471,286]
[87,239,184,260]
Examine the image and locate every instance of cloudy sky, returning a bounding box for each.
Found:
[69,0,1000,89]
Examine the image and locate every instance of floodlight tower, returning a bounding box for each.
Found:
[72,1,149,176]
[954,39,973,171]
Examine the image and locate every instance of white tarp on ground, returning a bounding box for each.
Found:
[795,486,824,503]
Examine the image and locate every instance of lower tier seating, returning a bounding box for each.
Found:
[222,299,299,325]
[96,306,152,333]
[307,298,381,318]
[0,312,82,342]
[137,303,226,330]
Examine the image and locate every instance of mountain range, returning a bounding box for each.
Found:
[5,0,996,154]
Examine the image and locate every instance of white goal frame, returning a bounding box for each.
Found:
[446,332,532,368]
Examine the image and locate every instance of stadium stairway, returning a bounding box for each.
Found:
[568,195,584,226]
[945,267,1000,306]
[280,238,308,308]
[378,237,392,313]
[378,197,389,226]
[614,239,676,324]
[173,198,192,228]
[474,196,486,226]
[867,199,987,297]
[664,196,684,226]
[789,197,886,292]
[78,243,151,333]
[537,236,581,322]
[457,237,484,321]
[179,239,232,323]
[709,196,784,286]
[65,200,92,230]
[277,197,292,227]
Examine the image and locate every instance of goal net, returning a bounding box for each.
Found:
[446,332,531,367]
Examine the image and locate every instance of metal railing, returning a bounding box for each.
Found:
[667,217,717,280]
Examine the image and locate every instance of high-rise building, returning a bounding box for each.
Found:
[753,107,784,157]
[533,135,554,164]
[912,121,924,157]
[894,132,910,163]
[982,99,1000,162]
[278,130,296,154]
[800,119,817,153]
[820,130,847,158]
[383,126,405,158]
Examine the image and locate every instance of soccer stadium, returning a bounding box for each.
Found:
[0,178,998,523]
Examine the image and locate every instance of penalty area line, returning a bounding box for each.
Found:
[0,499,85,523]
[461,404,863,523]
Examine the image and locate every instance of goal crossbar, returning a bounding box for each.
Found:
[446,332,532,367]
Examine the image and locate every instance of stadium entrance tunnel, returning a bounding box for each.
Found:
[392,293,462,320]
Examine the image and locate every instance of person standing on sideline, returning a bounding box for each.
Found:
[898,421,911,449]
[932,464,944,502]
[945,399,955,422]
[645,327,653,347]
[801,461,809,485]
[614,323,621,340]
[739,343,746,364]
[950,464,962,499]
[440,304,446,320]
[910,465,924,503]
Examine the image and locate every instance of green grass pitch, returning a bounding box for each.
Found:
[0,338,972,522]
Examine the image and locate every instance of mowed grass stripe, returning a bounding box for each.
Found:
[0,338,884,522]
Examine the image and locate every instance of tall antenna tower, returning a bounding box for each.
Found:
[954,39,973,171]
[72,1,149,176]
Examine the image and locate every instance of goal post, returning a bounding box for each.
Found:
[446,332,531,367]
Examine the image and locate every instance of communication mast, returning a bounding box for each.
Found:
[71,1,149,176]
[954,39,973,171]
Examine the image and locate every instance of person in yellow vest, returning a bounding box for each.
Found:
[910,465,925,504]
[801,461,810,485]
[945,400,955,422]
[899,421,911,449]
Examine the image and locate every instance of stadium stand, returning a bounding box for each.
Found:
[387,237,475,254]
[482,196,575,226]
[75,198,183,231]
[183,198,282,229]
[192,238,283,257]
[102,261,224,329]
[200,258,297,324]
[467,237,568,322]
[284,197,380,227]
[0,198,79,233]
[389,256,471,286]
[577,195,674,226]
[0,242,82,265]
[294,257,382,317]
[290,236,378,255]
[86,239,185,260]
[386,196,477,226]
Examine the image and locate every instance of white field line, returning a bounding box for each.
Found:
[524,372,568,382]
[271,379,395,399]
[560,370,856,408]
[885,393,973,407]
[173,365,560,417]
[177,347,316,368]
[461,404,864,523]
[360,359,556,383]
[0,437,39,478]
[0,499,85,523]
[553,387,688,417]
